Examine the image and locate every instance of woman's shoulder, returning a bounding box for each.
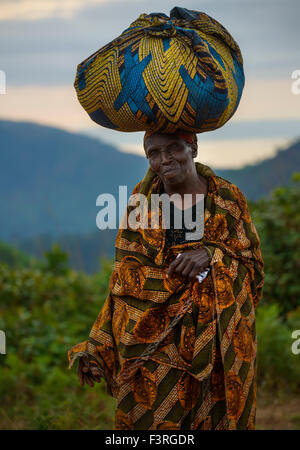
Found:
[131,180,143,195]
[214,175,250,219]
[214,175,246,198]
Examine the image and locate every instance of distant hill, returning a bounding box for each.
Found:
[0,119,299,244]
[15,230,117,274]
[217,139,300,200]
[0,120,148,240]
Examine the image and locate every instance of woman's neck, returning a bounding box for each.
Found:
[162,173,208,210]
[162,173,208,197]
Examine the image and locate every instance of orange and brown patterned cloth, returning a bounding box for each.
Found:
[68,162,264,430]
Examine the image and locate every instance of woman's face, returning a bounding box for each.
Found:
[144,133,197,186]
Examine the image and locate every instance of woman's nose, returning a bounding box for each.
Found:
[160,150,171,164]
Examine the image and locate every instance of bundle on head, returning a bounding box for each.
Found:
[74,6,245,134]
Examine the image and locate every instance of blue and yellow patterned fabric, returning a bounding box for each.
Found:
[74,7,245,133]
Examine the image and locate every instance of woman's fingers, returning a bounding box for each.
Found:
[90,367,102,382]
[168,255,189,276]
[167,249,210,278]
[78,372,84,387]
[78,361,85,387]
[84,374,94,388]
[189,266,204,279]
[78,357,97,387]
[173,259,188,274]
[167,255,183,276]
[180,259,195,277]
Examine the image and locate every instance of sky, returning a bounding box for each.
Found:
[0,0,299,168]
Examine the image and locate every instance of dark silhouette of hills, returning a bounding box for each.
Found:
[0,120,148,240]
[217,139,300,200]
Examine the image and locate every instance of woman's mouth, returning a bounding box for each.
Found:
[162,167,177,175]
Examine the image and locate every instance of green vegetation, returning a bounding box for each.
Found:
[0,241,36,269]
[0,248,116,429]
[0,175,299,429]
[256,303,300,391]
[251,173,300,314]
[251,173,300,395]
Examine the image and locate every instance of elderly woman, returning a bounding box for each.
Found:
[68,130,264,430]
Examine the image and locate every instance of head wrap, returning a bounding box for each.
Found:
[74,8,244,134]
[144,130,197,147]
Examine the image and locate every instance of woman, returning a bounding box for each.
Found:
[68,130,264,430]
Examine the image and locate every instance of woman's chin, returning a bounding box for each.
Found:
[162,170,180,182]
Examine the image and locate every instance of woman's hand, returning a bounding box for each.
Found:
[167,248,210,279]
[77,356,102,387]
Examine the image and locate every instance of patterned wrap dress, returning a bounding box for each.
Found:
[68,162,264,430]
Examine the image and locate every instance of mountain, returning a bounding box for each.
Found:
[0,120,299,244]
[0,120,148,240]
[217,139,300,200]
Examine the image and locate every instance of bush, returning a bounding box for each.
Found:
[256,303,300,391]
[0,255,115,429]
[251,173,300,315]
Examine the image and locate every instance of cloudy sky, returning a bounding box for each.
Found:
[0,0,299,168]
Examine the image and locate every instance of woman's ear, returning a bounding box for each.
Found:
[191,143,198,158]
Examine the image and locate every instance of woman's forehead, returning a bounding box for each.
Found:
[144,133,182,149]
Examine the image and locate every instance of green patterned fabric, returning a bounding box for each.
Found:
[68,162,264,430]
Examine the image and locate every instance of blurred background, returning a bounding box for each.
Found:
[0,0,299,429]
